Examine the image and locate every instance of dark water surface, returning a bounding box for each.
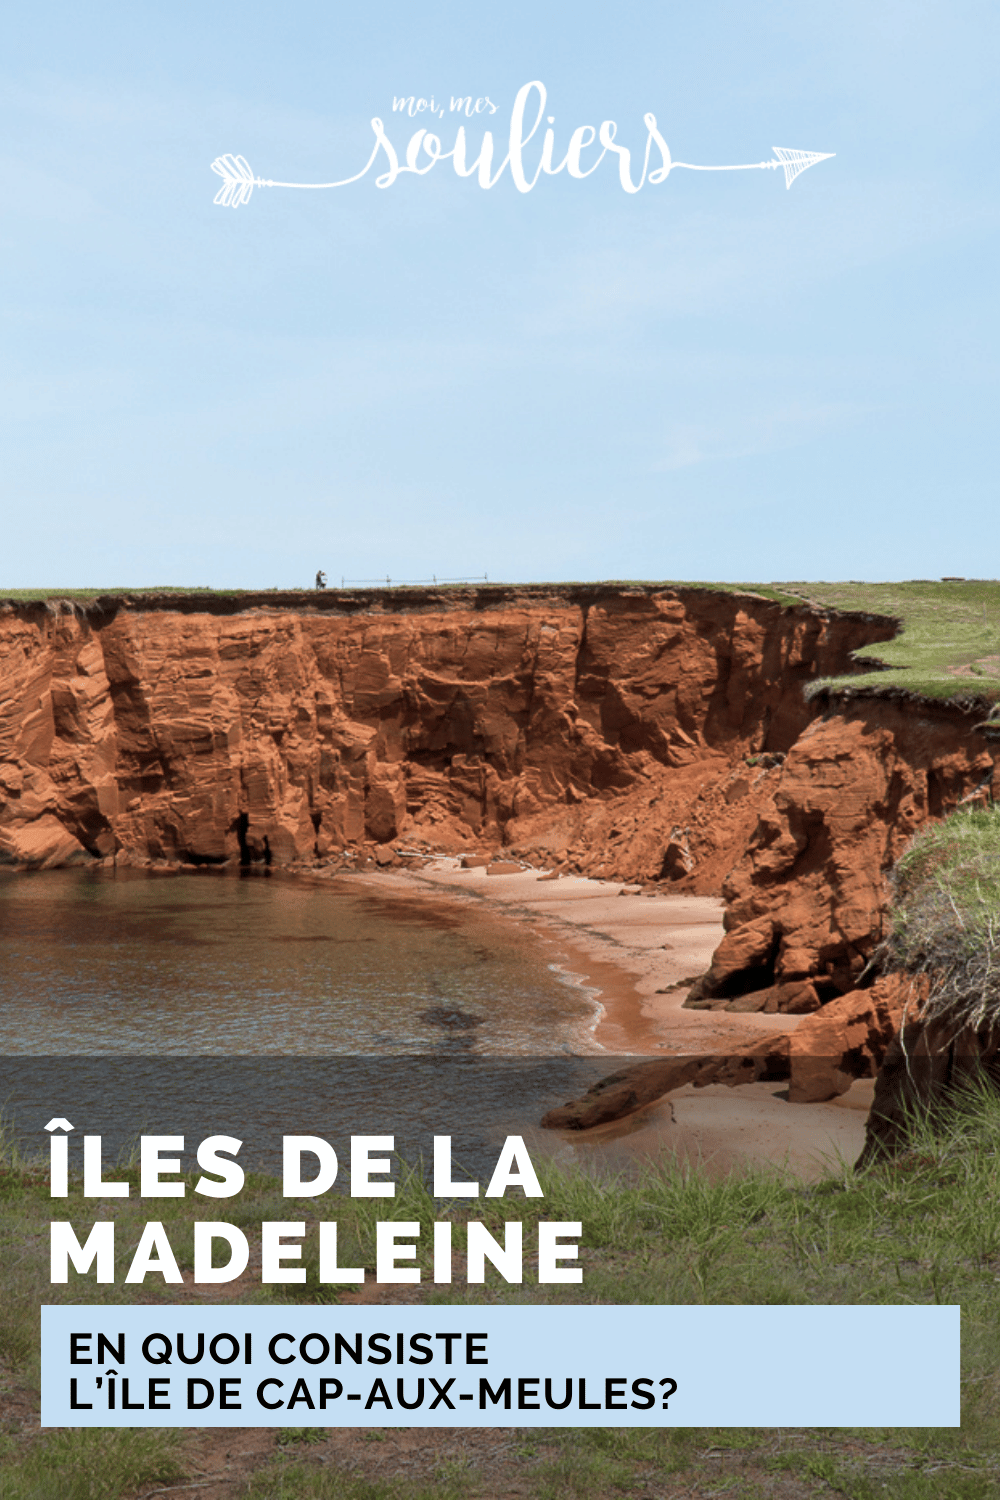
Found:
[0,869,624,1175]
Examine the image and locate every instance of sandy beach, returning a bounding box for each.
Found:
[359,860,870,1181]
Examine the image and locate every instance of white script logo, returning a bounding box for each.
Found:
[211,80,833,208]
[391,94,500,119]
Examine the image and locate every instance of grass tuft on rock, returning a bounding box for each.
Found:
[884,806,1000,1032]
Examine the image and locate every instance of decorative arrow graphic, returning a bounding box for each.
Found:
[210,153,377,207]
[672,146,835,190]
[210,143,833,207]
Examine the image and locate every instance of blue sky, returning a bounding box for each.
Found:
[3,0,998,586]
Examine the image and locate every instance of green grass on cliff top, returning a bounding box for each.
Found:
[784,579,1000,705]
[7,578,1000,705]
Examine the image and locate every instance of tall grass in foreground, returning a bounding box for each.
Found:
[4,1095,1000,1497]
[5,1096,1000,1323]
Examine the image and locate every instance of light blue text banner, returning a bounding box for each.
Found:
[42,1305,960,1427]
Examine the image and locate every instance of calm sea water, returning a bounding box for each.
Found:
[0,867,598,1056]
[0,868,624,1174]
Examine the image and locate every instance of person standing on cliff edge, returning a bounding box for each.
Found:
[315,570,326,588]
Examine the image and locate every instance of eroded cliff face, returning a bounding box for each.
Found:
[0,587,888,878]
[690,697,997,1005]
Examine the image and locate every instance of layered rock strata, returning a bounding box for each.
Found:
[0,586,888,876]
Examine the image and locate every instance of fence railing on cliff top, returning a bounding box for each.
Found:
[334,574,489,588]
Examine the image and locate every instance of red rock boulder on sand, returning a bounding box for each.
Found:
[541,975,913,1131]
[540,1037,793,1131]
[787,974,912,1103]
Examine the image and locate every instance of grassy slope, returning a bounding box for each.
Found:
[781,579,1000,704]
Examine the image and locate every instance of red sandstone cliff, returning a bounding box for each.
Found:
[688,695,997,1005]
[0,587,887,878]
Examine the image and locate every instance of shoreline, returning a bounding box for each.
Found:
[351,860,872,1180]
[359,858,796,1054]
